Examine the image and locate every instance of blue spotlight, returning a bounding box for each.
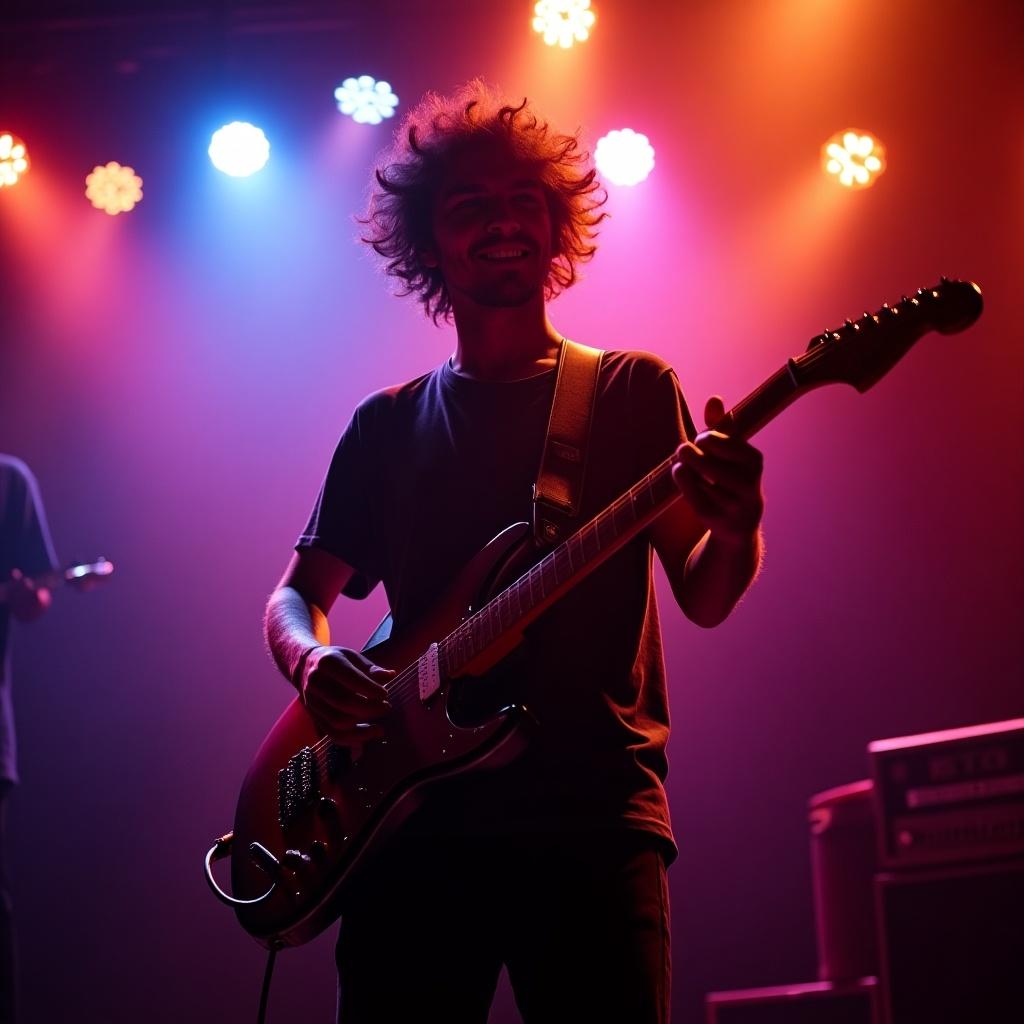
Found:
[208,122,271,177]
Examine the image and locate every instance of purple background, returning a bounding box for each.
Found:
[1,0,1021,1020]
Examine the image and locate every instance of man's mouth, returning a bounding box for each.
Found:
[478,247,530,262]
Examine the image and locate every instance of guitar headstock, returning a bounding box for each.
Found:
[63,557,114,591]
[793,279,983,394]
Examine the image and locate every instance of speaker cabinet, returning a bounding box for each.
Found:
[875,856,1024,1023]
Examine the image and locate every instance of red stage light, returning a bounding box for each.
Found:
[0,132,30,188]
[532,0,595,48]
[85,162,144,215]
[822,130,886,190]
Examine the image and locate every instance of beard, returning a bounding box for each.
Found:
[456,260,547,309]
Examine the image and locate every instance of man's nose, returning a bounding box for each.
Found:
[486,201,520,235]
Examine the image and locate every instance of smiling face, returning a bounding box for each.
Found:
[423,140,556,311]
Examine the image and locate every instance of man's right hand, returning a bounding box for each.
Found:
[297,646,394,745]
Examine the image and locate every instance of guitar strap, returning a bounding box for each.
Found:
[532,338,604,546]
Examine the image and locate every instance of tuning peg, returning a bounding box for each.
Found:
[844,318,854,327]
[939,275,949,284]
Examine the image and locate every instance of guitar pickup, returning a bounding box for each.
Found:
[418,643,441,702]
[277,746,320,826]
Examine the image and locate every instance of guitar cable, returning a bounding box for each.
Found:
[257,947,278,1024]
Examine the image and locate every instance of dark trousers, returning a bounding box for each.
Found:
[336,829,671,1024]
[0,782,15,1024]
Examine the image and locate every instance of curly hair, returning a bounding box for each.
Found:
[359,80,608,323]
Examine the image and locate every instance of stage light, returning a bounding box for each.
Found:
[532,0,595,48]
[85,162,143,215]
[0,132,29,188]
[594,129,655,187]
[208,122,271,177]
[334,76,399,125]
[822,130,885,189]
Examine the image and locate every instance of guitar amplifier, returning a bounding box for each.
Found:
[868,717,1024,868]
[875,856,1024,1023]
[706,979,880,1024]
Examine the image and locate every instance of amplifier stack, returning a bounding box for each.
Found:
[869,717,1024,1023]
[705,717,1024,1024]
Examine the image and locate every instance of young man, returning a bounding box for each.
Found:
[265,83,764,1023]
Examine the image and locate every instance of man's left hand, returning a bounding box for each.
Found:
[670,395,764,545]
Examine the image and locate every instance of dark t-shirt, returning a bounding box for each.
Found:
[297,350,695,852]
[1,456,58,784]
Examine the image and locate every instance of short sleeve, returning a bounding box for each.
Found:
[296,403,383,600]
[629,355,697,477]
[10,460,58,576]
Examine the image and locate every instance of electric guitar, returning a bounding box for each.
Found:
[207,279,983,949]
[0,557,114,602]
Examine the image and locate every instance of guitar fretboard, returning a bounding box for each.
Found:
[436,453,682,677]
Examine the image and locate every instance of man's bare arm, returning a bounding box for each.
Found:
[651,395,764,629]
[264,547,392,743]
[265,547,352,685]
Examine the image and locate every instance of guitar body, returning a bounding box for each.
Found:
[230,522,538,947]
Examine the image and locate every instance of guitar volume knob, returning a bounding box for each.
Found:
[283,849,313,870]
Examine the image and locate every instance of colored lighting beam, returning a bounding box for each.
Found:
[334,76,399,125]
[85,162,143,214]
[532,0,595,48]
[0,132,29,188]
[595,129,655,187]
[209,122,271,177]
[823,130,885,189]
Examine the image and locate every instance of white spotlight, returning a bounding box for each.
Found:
[595,129,655,187]
[208,122,271,177]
